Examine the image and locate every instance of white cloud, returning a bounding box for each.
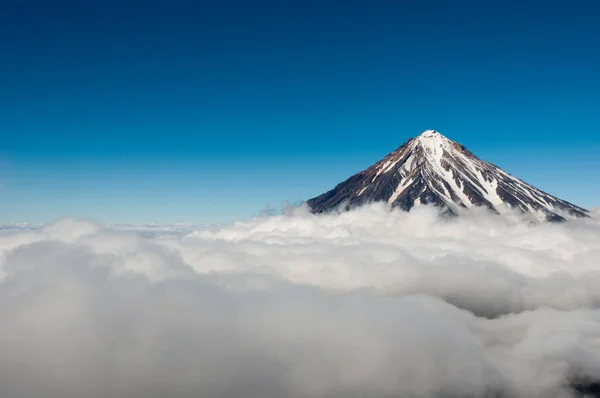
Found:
[0,204,599,397]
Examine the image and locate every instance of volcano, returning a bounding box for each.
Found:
[307,130,588,221]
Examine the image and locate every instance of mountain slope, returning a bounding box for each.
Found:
[307,130,589,221]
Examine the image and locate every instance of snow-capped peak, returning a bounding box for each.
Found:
[413,130,454,162]
[307,129,589,222]
[417,129,442,138]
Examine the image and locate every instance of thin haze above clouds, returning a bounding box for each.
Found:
[0,204,600,398]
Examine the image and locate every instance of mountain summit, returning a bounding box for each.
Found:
[307,130,588,221]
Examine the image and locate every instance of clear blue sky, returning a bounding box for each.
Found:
[1,0,599,224]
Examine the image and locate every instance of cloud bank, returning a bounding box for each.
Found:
[0,204,600,397]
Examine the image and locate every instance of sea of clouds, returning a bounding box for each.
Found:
[0,204,599,398]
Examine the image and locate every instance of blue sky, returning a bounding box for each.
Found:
[1,0,599,223]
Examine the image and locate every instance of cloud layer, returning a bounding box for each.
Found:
[0,204,599,397]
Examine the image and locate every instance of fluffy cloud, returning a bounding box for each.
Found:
[0,204,599,397]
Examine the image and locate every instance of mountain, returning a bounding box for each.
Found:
[307,130,589,221]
